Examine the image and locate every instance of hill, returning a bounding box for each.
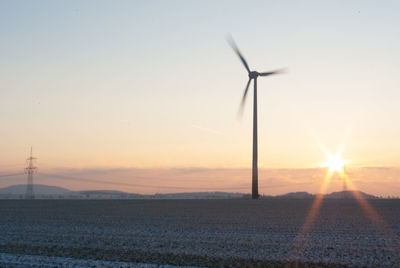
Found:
[153,192,244,199]
[0,184,379,199]
[324,190,378,199]
[0,184,72,195]
[273,191,315,199]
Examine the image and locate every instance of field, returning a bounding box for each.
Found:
[0,199,399,267]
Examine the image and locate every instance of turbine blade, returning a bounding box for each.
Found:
[259,68,286,77]
[237,79,252,118]
[226,35,251,73]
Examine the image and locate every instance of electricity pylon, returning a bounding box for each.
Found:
[24,147,37,199]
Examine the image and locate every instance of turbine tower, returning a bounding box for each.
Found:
[228,36,284,199]
[25,147,37,199]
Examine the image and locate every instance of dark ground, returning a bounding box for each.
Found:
[0,199,399,267]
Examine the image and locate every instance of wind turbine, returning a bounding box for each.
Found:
[228,36,285,199]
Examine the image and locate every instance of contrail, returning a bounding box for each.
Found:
[190,124,224,135]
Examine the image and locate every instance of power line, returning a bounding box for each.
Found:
[41,172,241,190]
[40,172,316,191]
[2,155,318,192]
[0,173,25,178]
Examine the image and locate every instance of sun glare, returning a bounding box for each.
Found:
[323,153,346,173]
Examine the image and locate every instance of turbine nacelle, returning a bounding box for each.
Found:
[249,71,259,79]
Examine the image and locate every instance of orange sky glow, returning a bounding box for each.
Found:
[1,1,400,196]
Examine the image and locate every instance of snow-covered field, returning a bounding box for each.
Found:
[0,199,399,267]
[0,252,197,268]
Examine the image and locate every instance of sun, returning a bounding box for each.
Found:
[323,153,346,173]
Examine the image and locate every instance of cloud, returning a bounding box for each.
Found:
[1,167,399,196]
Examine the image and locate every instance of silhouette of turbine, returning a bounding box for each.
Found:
[228,36,285,199]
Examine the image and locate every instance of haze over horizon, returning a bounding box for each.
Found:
[1,166,399,197]
[1,1,400,195]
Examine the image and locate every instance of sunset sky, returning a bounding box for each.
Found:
[1,1,400,195]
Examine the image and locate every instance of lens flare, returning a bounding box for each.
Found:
[322,153,346,173]
[287,140,399,265]
[288,171,333,262]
